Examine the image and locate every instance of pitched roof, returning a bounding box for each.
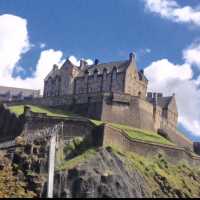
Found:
[0,86,40,97]
[147,96,173,109]
[85,60,130,74]
[157,96,173,109]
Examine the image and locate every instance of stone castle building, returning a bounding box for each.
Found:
[43,53,178,133]
[0,86,40,102]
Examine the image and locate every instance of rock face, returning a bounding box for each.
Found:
[53,148,149,198]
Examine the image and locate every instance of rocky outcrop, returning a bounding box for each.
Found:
[53,147,150,198]
[11,136,50,197]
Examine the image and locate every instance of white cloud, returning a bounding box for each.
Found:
[69,55,93,66]
[143,0,200,26]
[39,43,46,49]
[144,45,200,136]
[0,14,95,96]
[183,42,200,67]
[0,14,64,94]
[0,14,31,78]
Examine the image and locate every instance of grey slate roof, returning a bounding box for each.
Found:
[86,60,130,74]
[0,86,40,97]
[147,96,173,109]
[157,96,172,109]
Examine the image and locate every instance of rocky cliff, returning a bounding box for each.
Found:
[53,146,200,198]
[0,137,200,198]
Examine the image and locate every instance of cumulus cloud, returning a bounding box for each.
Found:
[143,0,200,26]
[0,14,64,94]
[0,14,31,78]
[0,14,94,95]
[144,43,200,136]
[183,42,200,67]
[69,55,93,66]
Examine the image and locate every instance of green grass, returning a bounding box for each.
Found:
[110,146,200,198]
[91,120,173,145]
[8,105,79,118]
[108,123,174,146]
[9,105,173,145]
[56,148,97,171]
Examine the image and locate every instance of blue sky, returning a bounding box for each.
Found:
[0,0,200,141]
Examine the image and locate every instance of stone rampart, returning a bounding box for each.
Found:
[22,114,96,141]
[98,124,200,166]
[158,125,193,151]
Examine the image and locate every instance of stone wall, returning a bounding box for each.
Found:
[74,71,125,95]
[99,124,200,166]
[158,126,193,151]
[0,104,24,142]
[6,93,156,132]
[22,114,96,141]
[101,94,154,131]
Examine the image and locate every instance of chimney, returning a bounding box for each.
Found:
[53,64,58,71]
[147,92,152,98]
[80,59,88,69]
[129,52,136,62]
[153,93,158,105]
[157,93,163,98]
[94,59,99,65]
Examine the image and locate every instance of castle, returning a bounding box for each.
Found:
[43,53,178,132]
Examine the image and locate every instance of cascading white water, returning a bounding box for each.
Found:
[47,122,64,198]
[47,132,57,198]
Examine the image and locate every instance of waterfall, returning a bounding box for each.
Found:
[47,133,57,198]
[47,122,64,198]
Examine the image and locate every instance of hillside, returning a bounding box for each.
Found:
[53,145,200,198]
[0,152,36,198]
[1,104,198,198]
[0,134,199,198]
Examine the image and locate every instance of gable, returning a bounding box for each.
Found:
[167,95,178,114]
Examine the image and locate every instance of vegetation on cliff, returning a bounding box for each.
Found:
[53,144,200,198]
[113,146,200,198]
[0,152,36,198]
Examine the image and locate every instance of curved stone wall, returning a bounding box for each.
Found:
[0,104,24,142]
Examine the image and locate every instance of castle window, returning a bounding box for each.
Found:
[103,68,107,80]
[94,69,98,80]
[112,67,117,80]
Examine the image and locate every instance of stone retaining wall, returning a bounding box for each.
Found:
[0,104,24,142]
[99,124,200,166]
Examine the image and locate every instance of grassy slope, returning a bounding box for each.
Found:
[9,105,172,145]
[109,123,174,146]
[110,146,200,198]
[55,143,200,198]
[9,105,77,118]
[56,148,97,171]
